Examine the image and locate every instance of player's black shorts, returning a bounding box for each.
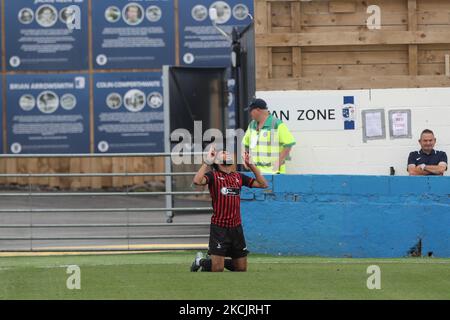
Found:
[208,224,249,258]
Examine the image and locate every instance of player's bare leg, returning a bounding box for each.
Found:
[211,255,225,272]
[232,257,247,272]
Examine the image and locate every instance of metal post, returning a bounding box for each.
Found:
[163,65,174,223]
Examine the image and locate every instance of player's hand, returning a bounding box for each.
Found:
[243,151,253,168]
[204,145,216,165]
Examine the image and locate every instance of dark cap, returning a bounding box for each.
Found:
[247,98,267,111]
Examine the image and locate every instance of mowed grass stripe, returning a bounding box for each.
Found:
[0,252,449,300]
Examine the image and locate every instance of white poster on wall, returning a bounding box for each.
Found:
[256,91,358,131]
[389,109,411,139]
[365,112,383,137]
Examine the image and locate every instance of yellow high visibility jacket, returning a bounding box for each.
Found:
[243,114,296,174]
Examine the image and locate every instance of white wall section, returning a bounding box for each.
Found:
[256,88,450,175]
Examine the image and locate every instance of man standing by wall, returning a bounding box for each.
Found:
[242,98,296,174]
[407,129,448,176]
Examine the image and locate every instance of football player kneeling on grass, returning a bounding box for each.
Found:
[190,145,268,272]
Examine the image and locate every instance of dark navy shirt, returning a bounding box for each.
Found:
[407,149,448,174]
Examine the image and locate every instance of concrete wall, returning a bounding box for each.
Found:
[241,175,450,258]
[256,88,450,176]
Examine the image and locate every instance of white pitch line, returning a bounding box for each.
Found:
[0,243,208,257]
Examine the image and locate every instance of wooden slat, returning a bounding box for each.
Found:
[112,158,125,188]
[418,49,450,63]
[302,1,332,14]
[57,158,70,189]
[271,1,291,28]
[292,47,302,77]
[272,65,292,78]
[291,1,302,33]
[417,10,450,26]
[69,158,81,190]
[254,0,268,34]
[268,48,273,78]
[301,25,407,33]
[256,31,450,47]
[101,157,112,188]
[302,45,408,52]
[408,1,418,76]
[48,158,60,189]
[36,158,48,187]
[132,157,144,186]
[417,44,450,50]
[419,63,446,76]
[329,1,357,13]
[271,26,293,33]
[0,159,5,184]
[6,159,17,185]
[16,158,27,186]
[409,45,419,75]
[420,25,450,32]
[302,12,407,27]
[257,75,450,90]
[356,0,407,12]
[302,51,408,65]
[90,158,102,189]
[408,0,418,31]
[417,0,450,11]
[256,47,269,80]
[142,157,151,184]
[445,54,450,77]
[272,51,292,66]
[79,158,91,188]
[256,78,301,90]
[302,64,409,77]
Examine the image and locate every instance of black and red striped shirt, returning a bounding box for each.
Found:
[204,170,255,228]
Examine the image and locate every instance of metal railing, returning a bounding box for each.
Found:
[0,152,211,252]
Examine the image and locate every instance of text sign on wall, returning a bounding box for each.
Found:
[5,0,88,71]
[258,92,357,131]
[6,74,90,154]
[92,0,175,70]
[179,0,253,67]
[93,72,164,153]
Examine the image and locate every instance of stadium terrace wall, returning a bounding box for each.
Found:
[241,175,450,258]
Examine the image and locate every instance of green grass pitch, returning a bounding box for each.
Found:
[0,252,449,299]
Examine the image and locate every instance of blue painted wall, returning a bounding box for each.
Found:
[241,175,450,258]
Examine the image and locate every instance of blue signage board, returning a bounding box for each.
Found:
[6,74,90,154]
[93,72,164,153]
[92,0,175,70]
[5,0,88,71]
[179,0,253,67]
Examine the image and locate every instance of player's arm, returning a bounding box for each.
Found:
[241,127,251,170]
[243,151,268,188]
[193,163,210,185]
[193,146,215,185]
[424,163,447,175]
[407,164,430,176]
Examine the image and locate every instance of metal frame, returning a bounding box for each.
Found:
[163,66,174,224]
[0,151,211,252]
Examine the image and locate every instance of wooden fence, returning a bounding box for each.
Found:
[255,0,450,90]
